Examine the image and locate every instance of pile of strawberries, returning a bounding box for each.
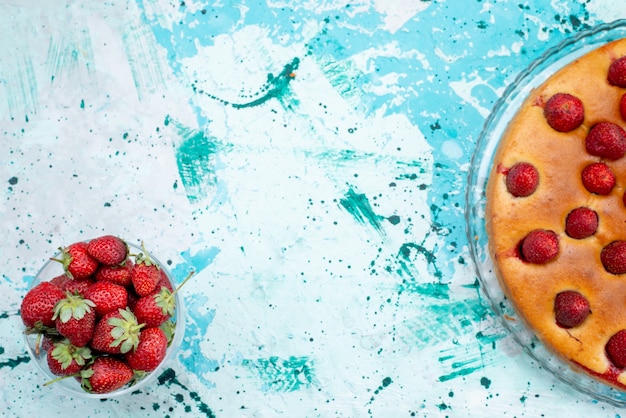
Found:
[20,235,189,394]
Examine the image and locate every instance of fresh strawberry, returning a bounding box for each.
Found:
[125,327,168,372]
[87,235,128,266]
[156,269,174,292]
[620,92,626,121]
[606,329,626,368]
[41,335,57,353]
[565,207,598,239]
[94,259,134,287]
[554,290,590,328]
[62,276,95,296]
[90,308,143,354]
[126,288,140,311]
[608,56,626,87]
[80,356,134,394]
[20,281,66,330]
[520,229,559,264]
[543,92,584,132]
[133,271,192,328]
[53,293,96,347]
[51,242,99,280]
[83,281,128,317]
[50,274,70,289]
[505,162,539,197]
[47,339,92,376]
[133,290,173,328]
[131,247,161,297]
[581,162,615,195]
[585,122,626,160]
[601,240,626,274]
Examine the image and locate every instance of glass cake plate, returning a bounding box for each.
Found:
[466,19,626,406]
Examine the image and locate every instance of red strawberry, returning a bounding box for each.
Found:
[87,235,128,266]
[50,274,70,289]
[90,308,143,354]
[156,269,174,292]
[95,259,134,287]
[51,242,99,280]
[80,356,134,394]
[20,281,65,330]
[581,162,615,195]
[133,271,192,328]
[62,277,95,296]
[608,56,626,87]
[53,293,96,347]
[620,92,626,121]
[131,249,161,297]
[554,290,590,328]
[520,229,559,264]
[585,122,626,160]
[84,281,128,317]
[606,330,626,368]
[41,335,57,353]
[601,241,626,274]
[543,92,584,132]
[125,327,168,372]
[47,339,92,376]
[505,162,539,197]
[127,288,140,311]
[133,290,173,328]
[565,207,598,239]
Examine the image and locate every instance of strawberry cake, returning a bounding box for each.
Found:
[486,37,626,390]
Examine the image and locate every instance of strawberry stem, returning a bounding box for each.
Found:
[35,333,42,356]
[43,374,74,387]
[170,271,195,298]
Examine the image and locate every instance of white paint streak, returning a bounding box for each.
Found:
[449,71,498,119]
[372,0,430,34]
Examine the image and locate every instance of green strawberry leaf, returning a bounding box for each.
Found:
[51,339,93,369]
[106,308,144,353]
[53,293,95,323]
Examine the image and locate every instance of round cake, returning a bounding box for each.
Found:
[486,37,626,389]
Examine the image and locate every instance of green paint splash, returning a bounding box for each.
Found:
[168,117,218,204]
[402,282,450,300]
[47,28,95,86]
[0,355,30,369]
[157,368,216,418]
[242,355,317,392]
[398,297,491,350]
[121,24,167,100]
[195,58,300,110]
[339,187,384,236]
[308,34,372,115]
[436,329,506,383]
[396,242,442,281]
[5,53,38,119]
[437,360,483,382]
[367,377,394,405]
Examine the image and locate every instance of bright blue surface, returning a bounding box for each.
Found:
[2,0,626,416]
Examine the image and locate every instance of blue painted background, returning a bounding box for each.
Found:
[1,0,625,416]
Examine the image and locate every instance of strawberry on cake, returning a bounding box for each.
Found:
[486,37,626,390]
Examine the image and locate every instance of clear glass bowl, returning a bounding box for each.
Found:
[23,240,185,399]
[466,19,626,406]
